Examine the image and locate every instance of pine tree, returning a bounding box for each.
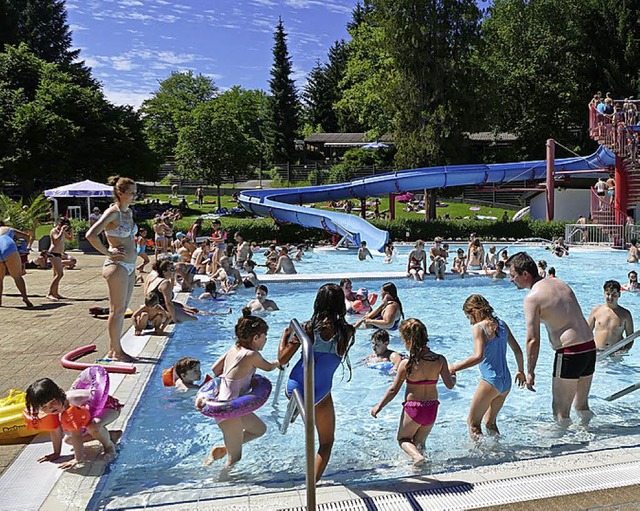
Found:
[268,17,299,162]
[0,0,78,65]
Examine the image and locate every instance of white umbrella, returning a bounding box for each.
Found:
[361,142,389,150]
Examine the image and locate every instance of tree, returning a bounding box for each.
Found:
[478,0,588,159]
[371,0,481,171]
[0,44,156,196]
[176,101,258,207]
[0,0,78,65]
[0,193,50,233]
[268,17,299,162]
[215,86,270,161]
[140,71,218,161]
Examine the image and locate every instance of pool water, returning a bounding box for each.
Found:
[92,247,640,509]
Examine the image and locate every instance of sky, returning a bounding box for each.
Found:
[65,0,356,108]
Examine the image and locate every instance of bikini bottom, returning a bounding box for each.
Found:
[403,399,439,426]
[104,258,136,276]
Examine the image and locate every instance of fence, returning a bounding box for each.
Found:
[564,223,626,248]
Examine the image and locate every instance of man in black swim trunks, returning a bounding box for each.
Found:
[508,252,595,426]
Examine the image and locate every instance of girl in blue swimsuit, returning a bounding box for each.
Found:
[278,283,355,481]
[0,221,33,307]
[450,294,526,441]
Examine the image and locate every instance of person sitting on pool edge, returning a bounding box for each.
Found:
[162,357,204,391]
[131,292,171,336]
[363,329,403,371]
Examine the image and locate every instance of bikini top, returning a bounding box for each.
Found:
[105,206,137,238]
[406,378,437,385]
[218,348,255,401]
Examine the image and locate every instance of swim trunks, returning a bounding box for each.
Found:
[403,400,439,426]
[553,340,596,379]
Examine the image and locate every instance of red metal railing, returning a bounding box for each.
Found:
[589,103,640,162]
[590,187,626,225]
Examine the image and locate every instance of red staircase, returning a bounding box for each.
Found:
[589,102,640,212]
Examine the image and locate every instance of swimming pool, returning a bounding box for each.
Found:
[91,247,640,509]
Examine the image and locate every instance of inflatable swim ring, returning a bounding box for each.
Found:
[71,366,110,418]
[196,375,271,421]
[0,389,38,442]
[352,293,378,314]
[368,361,394,372]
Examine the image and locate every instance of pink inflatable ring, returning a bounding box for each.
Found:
[196,375,271,421]
[70,366,110,418]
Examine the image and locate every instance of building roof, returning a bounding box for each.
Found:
[304,133,393,144]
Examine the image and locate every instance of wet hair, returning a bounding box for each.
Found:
[144,291,159,307]
[361,241,367,247]
[309,283,354,360]
[399,318,429,375]
[629,271,638,278]
[174,357,200,380]
[501,250,508,257]
[632,239,637,246]
[339,278,352,289]
[463,294,499,338]
[604,280,621,293]
[371,329,390,346]
[280,246,289,254]
[507,252,539,278]
[496,260,505,270]
[108,176,135,202]
[256,284,268,295]
[25,378,66,417]
[153,259,173,277]
[537,259,547,270]
[204,280,217,294]
[235,308,268,348]
[381,282,404,319]
[548,267,556,276]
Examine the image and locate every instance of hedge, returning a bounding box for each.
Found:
[124,217,567,245]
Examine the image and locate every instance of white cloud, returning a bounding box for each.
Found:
[111,57,136,71]
[118,0,143,6]
[69,23,88,32]
[103,87,151,109]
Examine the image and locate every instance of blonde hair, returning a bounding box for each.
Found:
[462,294,498,337]
[108,175,135,203]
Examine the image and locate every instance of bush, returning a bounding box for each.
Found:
[159,173,178,185]
[141,216,566,245]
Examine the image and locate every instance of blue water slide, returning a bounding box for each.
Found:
[239,146,615,251]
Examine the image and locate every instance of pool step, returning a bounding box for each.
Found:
[282,459,640,510]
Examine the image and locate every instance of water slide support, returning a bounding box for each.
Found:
[546,138,555,221]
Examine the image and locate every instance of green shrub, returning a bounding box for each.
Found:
[142,216,566,245]
[159,173,178,185]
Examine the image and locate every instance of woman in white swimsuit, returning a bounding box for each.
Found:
[86,176,138,363]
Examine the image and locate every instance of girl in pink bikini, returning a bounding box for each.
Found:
[371,318,456,465]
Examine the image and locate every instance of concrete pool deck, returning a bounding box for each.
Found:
[0,251,639,510]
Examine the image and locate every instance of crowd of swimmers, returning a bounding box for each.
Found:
[2,178,637,480]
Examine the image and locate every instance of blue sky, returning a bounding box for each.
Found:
[66,0,356,108]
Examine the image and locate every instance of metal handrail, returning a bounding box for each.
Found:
[275,318,316,510]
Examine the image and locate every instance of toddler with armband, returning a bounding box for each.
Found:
[25,373,122,470]
[162,357,206,391]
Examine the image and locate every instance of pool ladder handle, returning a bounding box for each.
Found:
[273,318,316,510]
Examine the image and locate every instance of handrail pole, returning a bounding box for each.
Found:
[288,318,316,510]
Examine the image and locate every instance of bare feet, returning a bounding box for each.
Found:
[203,446,227,466]
[106,350,137,363]
[46,294,59,301]
[412,455,426,466]
[23,298,34,307]
[110,430,123,444]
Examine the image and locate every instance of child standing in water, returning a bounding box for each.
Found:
[450,294,525,440]
[25,377,122,470]
[371,318,456,465]
[278,283,356,481]
[364,329,403,371]
[197,308,280,468]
